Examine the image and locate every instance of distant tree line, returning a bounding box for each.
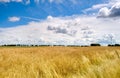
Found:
[90,43,120,47]
[0,44,90,47]
[0,43,120,47]
[108,44,120,46]
[0,44,50,47]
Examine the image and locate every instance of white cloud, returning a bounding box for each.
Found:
[83,0,120,13]
[0,0,120,45]
[47,15,53,20]
[8,16,20,22]
[0,0,22,2]
[0,15,120,45]
[110,2,120,17]
[22,16,41,21]
[98,2,120,17]
[98,7,110,17]
[83,3,109,13]
[0,0,30,4]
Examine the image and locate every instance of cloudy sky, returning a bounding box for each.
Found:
[0,0,120,45]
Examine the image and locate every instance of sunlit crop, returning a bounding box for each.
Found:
[0,46,120,78]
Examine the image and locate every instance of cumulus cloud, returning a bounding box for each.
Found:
[47,25,77,36]
[47,15,54,20]
[110,2,120,17]
[83,0,120,14]
[0,15,120,45]
[8,16,20,22]
[98,2,120,17]
[0,16,96,45]
[98,7,110,17]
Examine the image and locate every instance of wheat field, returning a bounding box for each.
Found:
[0,46,120,78]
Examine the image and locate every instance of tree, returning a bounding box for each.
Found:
[90,43,101,46]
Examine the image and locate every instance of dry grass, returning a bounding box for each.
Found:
[0,46,120,78]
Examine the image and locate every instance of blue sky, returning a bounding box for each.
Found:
[0,0,120,45]
[0,0,106,27]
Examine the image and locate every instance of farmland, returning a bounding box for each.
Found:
[0,46,120,78]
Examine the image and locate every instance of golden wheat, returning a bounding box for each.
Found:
[0,46,120,78]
